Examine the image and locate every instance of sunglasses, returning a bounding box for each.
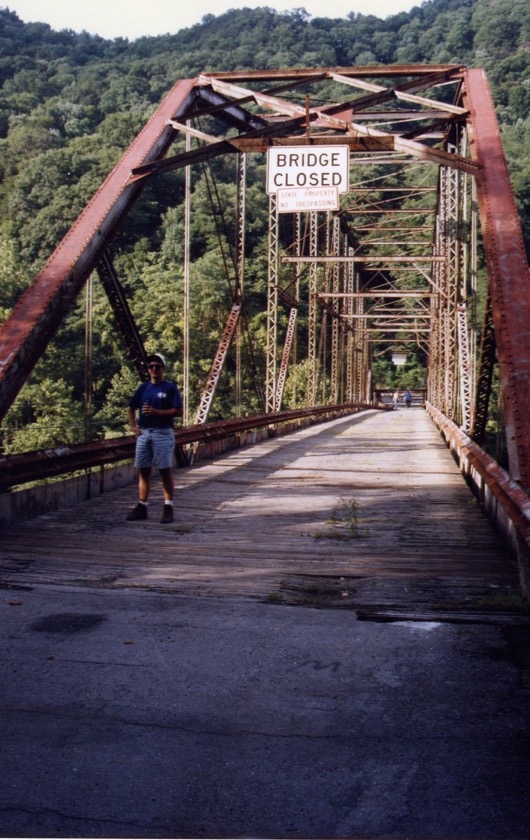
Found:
[148,363,162,369]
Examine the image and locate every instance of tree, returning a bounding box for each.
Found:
[2,378,86,453]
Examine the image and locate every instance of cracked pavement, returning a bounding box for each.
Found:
[1,585,530,838]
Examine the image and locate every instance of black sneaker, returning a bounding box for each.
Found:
[160,505,174,524]
[126,502,148,521]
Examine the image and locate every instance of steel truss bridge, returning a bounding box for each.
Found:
[0,64,529,578]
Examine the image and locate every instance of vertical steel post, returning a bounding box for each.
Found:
[457,303,472,432]
[345,246,355,402]
[84,274,93,443]
[275,307,298,411]
[429,181,444,410]
[266,194,279,413]
[445,161,460,420]
[307,211,319,406]
[454,126,475,431]
[235,153,246,417]
[183,126,191,427]
[194,303,242,424]
[330,214,341,403]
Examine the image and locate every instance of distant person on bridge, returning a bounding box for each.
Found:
[392,390,400,410]
[403,390,412,408]
[126,353,183,524]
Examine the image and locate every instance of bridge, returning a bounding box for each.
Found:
[2,399,530,838]
[1,62,530,840]
[0,64,529,598]
[0,405,522,615]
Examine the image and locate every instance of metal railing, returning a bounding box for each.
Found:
[426,402,530,595]
[0,403,379,494]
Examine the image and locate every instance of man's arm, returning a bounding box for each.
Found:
[128,407,141,434]
[140,406,181,418]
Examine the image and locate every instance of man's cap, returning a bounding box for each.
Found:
[146,352,166,367]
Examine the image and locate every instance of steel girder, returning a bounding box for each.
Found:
[472,292,496,445]
[266,195,279,413]
[463,69,530,489]
[96,252,148,381]
[195,302,242,425]
[234,153,247,417]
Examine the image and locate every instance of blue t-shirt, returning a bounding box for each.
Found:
[129,380,183,429]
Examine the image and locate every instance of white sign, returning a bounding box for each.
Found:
[267,146,349,195]
[277,187,339,213]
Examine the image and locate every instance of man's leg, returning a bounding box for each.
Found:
[159,467,174,523]
[126,466,152,521]
[159,467,174,503]
[138,467,152,502]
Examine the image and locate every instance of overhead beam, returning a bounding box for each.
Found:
[318,291,432,298]
[205,65,465,83]
[284,256,443,263]
[356,326,431,332]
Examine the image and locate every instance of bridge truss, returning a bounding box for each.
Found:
[0,65,529,489]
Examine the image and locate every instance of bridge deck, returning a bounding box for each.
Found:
[0,408,520,614]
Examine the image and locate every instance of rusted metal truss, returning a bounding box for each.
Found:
[472,291,496,446]
[0,65,529,489]
[195,301,242,424]
[97,252,149,380]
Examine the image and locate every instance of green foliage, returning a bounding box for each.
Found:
[283,360,312,409]
[2,377,86,453]
[93,366,140,436]
[0,236,28,316]
[372,351,427,390]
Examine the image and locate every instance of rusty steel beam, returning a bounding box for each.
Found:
[235,130,476,173]
[365,337,428,343]
[207,65,464,83]
[0,78,199,424]
[354,226,432,231]
[329,70,467,116]
[131,68,470,179]
[464,69,530,490]
[350,188,437,193]
[284,256,443,263]
[472,292,496,445]
[97,252,149,380]
[195,302,242,424]
[318,291,433,298]
[363,313,430,320]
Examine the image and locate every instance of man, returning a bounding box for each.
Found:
[126,353,183,524]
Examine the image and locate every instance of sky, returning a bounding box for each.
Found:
[4,0,421,40]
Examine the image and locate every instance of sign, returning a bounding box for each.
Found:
[267,145,349,195]
[277,187,339,213]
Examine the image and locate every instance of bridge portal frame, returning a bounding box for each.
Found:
[0,65,528,489]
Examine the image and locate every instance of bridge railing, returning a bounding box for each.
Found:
[0,402,381,495]
[426,403,530,596]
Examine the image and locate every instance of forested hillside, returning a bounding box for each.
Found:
[0,0,528,453]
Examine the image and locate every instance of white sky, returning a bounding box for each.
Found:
[4,0,421,40]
